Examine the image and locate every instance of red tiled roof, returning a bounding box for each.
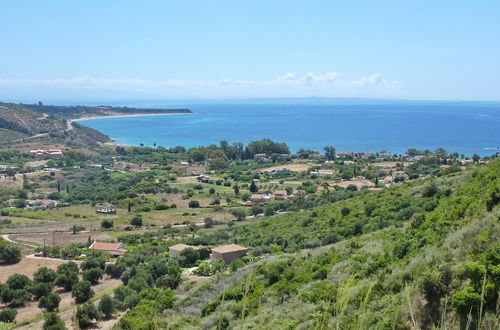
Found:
[89,242,126,253]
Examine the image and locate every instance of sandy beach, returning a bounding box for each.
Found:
[71,111,191,123]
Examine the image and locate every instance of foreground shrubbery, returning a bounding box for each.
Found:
[189,161,500,329]
[0,243,21,264]
[116,160,498,329]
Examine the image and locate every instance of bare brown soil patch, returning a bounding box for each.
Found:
[176,175,203,184]
[335,178,375,189]
[13,231,114,248]
[262,163,311,173]
[0,257,66,282]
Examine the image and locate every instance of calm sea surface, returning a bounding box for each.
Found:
[76,100,500,156]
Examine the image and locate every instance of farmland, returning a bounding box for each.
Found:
[1,136,497,329]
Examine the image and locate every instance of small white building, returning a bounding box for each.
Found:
[95,203,116,214]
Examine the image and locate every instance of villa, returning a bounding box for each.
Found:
[48,149,64,159]
[336,152,351,158]
[254,153,272,162]
[273,190,288,201]
[250,194,272,204]
[210,244,248,263]
[29,149,64,160]
[95,203,116,214]
[361,153,374,160]
[89,241,127,256]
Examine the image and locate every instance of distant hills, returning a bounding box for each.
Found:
[0,103,66,135]
[20,102,191,119]
[0,102,191,147]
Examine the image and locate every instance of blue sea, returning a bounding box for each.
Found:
[76,99,500,156]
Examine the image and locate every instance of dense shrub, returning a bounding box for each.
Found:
[39,292,61,312]
[55,272,79,291]
[76,302,102,328]
[8,289,31,307]
[7,273,32,290]
[43,312,67,330]
[81,256,106,271]
[188,200,200,208]
[101,219,114,229]
[0,308,17,323]
[29,282,53,299]
[131,215,143,227]
[34,267,58,284]
[0,244,21,263]
[83,267,103,284]
[72,281,94,304]
[99,294,116,318]
[105,263,126,278]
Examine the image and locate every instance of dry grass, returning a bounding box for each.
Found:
[0,257,66,282]
[176,176,203,184]
[261,163,311,173]
[13,231,114,247]
[334,178,375,189]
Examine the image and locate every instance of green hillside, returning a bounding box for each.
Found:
[0,103,66,135]
[116,161,499,329]
[0,128,26,142]
[0,103,110,146]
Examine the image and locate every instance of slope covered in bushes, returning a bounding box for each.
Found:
[158,160,499,329]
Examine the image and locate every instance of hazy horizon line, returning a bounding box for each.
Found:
[3,96,500,106]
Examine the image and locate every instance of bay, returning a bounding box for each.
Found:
[76,99,500,156]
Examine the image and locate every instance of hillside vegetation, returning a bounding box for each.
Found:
[116,161,499,329]
[0,101,192,146]
[0,103,110,146]
[0,103,66,135]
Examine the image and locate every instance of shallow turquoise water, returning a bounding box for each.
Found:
[77,100,500,156]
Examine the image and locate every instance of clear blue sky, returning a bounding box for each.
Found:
[1,1,499,101]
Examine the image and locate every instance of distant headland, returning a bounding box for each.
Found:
[0,102,192,147]
[19,102,192,120]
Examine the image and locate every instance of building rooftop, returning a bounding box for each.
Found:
[89,241,125,252]
[95,203,115,207]
[169,243,203,251]
[212,244,248,254]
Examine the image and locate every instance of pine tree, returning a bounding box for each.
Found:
[249,180,258,193]
[22,174,29,190]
